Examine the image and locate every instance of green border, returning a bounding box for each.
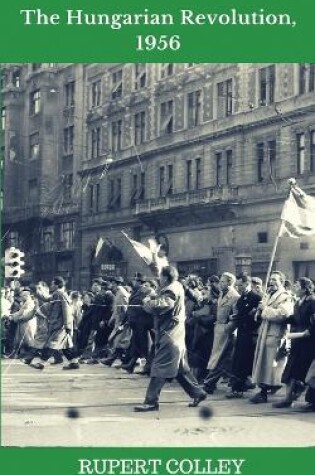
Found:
[0,0,315,62]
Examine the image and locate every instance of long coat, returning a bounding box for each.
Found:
[32,297,50,350]
[252,288,294,386]
[108,286,130,344]
[232,290,262,380]
[207,287,239,370]
[11,297,37,350]
[45,289,73,350]
[144,281,186,379]
[282,296,315,384]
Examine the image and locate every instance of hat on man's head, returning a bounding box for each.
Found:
[53,276,66,288]
[114,276,124,284]
[251,276,263,286]
[134,272,149,283]
[209,275,220,284]
[92,278,103,286]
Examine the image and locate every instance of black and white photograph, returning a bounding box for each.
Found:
[1,63,315,447]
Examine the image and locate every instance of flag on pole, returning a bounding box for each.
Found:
[121,231,169,274]
[280,183,315,238]
[121,231,153,265]
[95,237,104,258]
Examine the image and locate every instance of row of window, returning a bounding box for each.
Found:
[24,131,315,206]
[6,222,75,253]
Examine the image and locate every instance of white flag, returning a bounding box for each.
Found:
[280,184,315,238]
[95,237,104,258]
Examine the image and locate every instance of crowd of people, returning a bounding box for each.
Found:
[1,267,315,413]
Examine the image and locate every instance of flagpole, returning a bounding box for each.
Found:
[264,220,285,292]
[264,178,296,291]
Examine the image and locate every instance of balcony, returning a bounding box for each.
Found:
[134,186,239,215]
[3,203,79,224]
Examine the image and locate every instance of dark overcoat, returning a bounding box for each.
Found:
[144,281,186,379]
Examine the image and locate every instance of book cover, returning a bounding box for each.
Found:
[1,0,314,474]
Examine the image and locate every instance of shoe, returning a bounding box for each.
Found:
[86,358,99,365]
[272,400,292,408]
[30,362,45,370]
[188,392,207,407]
[134,403,159,412]
[100,357,116,367]
[225,391,244,399]
[137,369,151,375]
[121,359,137,371]
[203,384,216,395]
[50,359,63,365]
[63,362,80,370]
[23,358,32,365]
[121,361,136,373]
[269,385,282,395]
[250,392,268,404]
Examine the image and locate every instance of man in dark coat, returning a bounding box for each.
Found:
[226,274,262,398]
[134,266,207,412]
[121,274,155,373]
[30,276,79,370]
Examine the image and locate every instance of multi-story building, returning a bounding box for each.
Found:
[2,63,315,288]
[2,63,84,288]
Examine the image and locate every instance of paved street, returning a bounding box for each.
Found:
[2,359,314,447]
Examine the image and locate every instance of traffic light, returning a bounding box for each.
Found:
[4,247,25,279]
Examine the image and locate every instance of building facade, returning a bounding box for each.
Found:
[2,63,315,288]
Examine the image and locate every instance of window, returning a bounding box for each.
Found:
[63,126,74,155]
[258,232,268,244]
[217,79,233,118]
[62,174,73,202]
[112,69,123,99]
[30,90,41,115]
[111,119,122,152]
[187,90,202,128]
[91,80,101,107]
[160,100,174,136]
[31,63,41,71]
[28,179,38,202]
[259,65,275,105]
[60,222,75,249]
[134,111,146,145]
[215,152,222,186]
[0,70,8,89]
[196,158,202,190]
[299,63,315,94]
[159,166,165,196]
[297,133,305,175]
[311,131,315,173]
[29,132,40,160]
[64,81,75,107]
[88,183,100,213]
[130,172,145,205]
[41,226,54,252]
[257,142,264,182]
[160,64,174,79]
[186,160,193,190]
[226,150,233,185]
[1,107,5,131]
[12,70,20,88]
[134,64,146,90]
[167,164,174,195]
[267,140,277,179]
[91,127,101,159]
[108,177,122,210]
